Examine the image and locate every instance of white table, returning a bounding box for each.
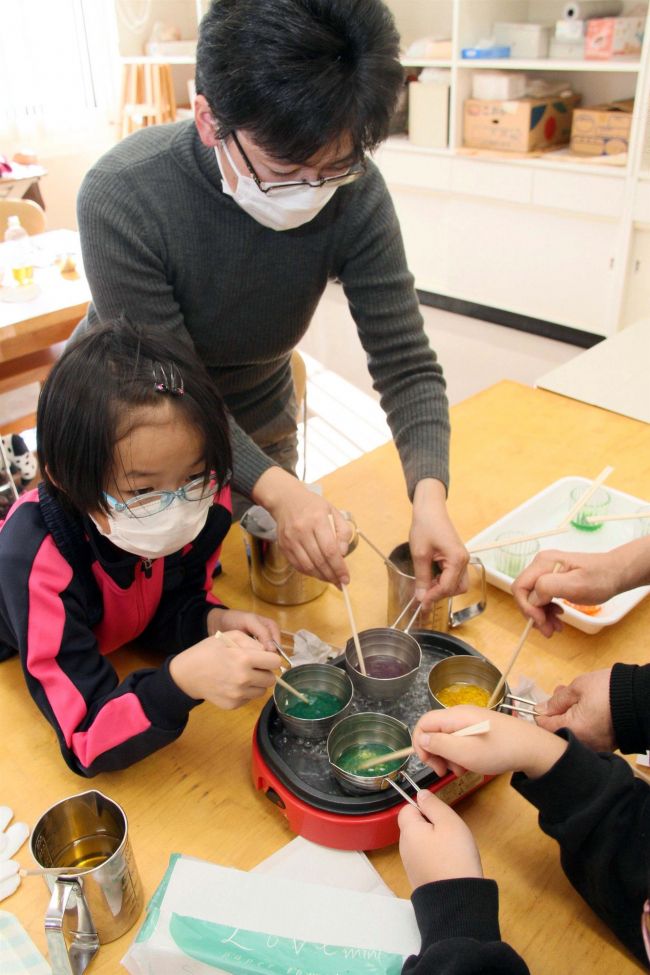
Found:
[536,319,650,423]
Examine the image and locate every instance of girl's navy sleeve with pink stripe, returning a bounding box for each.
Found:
[0,492,230,776]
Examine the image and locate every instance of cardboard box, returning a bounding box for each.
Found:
[463,93,580,153]
[585,17,645,60]
[570,99,634,156]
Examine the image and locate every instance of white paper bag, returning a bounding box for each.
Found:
[122,853,420,975]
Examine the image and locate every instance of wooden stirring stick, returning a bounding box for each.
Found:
[328,514,366,675]
[275,674,311,705]
[487,559,563,708]
[558,465,614,530]
[485,469,614,710]
[214,630,310,705]
[354,719,491,772]
[468,525,571,555]
[20,866,88,878]
[586,510,650,525]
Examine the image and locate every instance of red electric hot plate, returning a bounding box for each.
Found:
[252,630,493,850]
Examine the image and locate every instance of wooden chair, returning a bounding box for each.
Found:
[0,198,46,238]
[119,60,177,138]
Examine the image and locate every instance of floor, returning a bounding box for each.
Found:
[296,282,580,482]
[2,283,581,482]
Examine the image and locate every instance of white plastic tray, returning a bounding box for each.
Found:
[466,476,650,634]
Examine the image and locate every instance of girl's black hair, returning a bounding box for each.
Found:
[37,321,232,515]
[195,0,403,164]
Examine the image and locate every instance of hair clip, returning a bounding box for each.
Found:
[152,362,184,397]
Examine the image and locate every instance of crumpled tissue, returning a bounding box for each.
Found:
[285,629,341,667]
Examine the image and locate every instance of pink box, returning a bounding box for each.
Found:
[585,17,644,60]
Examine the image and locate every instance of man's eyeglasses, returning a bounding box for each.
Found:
[230,131,366,195]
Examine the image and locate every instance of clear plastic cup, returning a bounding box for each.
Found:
[494,533,540,578]
[569,485,610,532]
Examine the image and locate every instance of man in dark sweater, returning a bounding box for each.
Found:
[399,706,650,972]
[74,0,468,604]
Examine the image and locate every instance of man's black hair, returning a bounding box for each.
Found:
[195,0,403,163]
[37,321,232,515]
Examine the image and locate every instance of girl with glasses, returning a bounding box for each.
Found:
[0,321,282,776]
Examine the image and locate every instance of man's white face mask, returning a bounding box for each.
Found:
[215,140,339,231]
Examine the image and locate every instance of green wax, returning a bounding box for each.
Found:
[285,690,343,719]
[336,742,403,777]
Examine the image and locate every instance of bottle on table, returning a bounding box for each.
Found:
[3,215,34,286]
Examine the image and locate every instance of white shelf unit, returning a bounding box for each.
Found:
[375,0,650,338]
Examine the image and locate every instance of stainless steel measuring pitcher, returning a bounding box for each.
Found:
[241,506,357,605]
[386,542,487,632]
[30,790,143,975]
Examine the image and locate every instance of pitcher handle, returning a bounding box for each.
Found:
[45,879,99,975]
[449,556,487,629]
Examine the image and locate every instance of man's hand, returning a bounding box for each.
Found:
[410,478,469,608]
[252,468,353,585]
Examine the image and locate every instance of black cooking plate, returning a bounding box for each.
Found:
[255,629,484,815]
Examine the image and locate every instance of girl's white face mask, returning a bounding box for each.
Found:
[90,495,214,561]
[215,140,339,231]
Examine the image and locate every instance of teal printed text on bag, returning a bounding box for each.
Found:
[169,912,405,975]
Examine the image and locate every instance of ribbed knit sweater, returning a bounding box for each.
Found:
[75,120,449,498]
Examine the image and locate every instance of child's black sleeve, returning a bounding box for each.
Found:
[512,730,650,967]
[402,878,529,974]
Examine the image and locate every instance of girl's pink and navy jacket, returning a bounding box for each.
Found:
[0,483,232,776]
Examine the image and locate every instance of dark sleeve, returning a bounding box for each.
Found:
[402,879,529,974]
[137,499,231,654]
[0,504,199,777]
[76,168,278,498]
[512,730,650,967]
[335,164,450,498]
[610,662,650,754]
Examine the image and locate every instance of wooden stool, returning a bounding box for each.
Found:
[120,59,177,138]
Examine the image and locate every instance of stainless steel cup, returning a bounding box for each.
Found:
[427,655,507,709]
[273,663,354,739]
[327,712,412,794]
[387,542,487,632]
[30,790,143,975]
[344,627,421,701]
[241,508,358,605]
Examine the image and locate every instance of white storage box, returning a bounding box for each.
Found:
[472,70,527,101]
[408,80,449,148]
[494,22,551,59]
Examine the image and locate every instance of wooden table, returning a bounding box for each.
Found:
[0,230,89,363]
[0,229,89,432]
[3,381,649,973]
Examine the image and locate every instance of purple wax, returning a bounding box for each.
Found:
[364,655,409,679]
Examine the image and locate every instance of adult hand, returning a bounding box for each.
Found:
[512,549,626,638]
[535,669,615,751]
[207,607,281,651]
[252,468,353,585]
[413,706,568,781]
[169,629,280,708]
[398,790,482,888]
[410,478,469,606]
